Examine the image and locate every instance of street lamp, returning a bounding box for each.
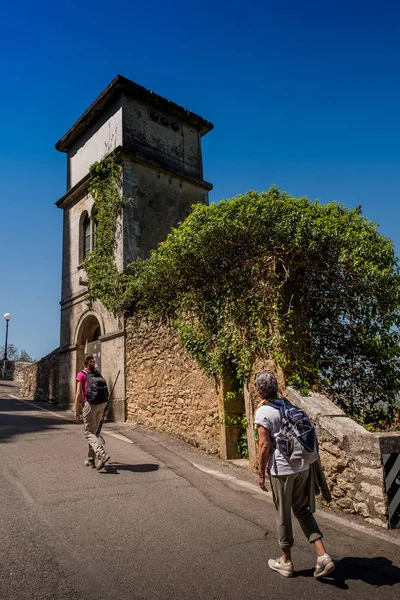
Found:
[2,313,12,379]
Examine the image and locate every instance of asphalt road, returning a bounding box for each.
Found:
[1,381,400,600]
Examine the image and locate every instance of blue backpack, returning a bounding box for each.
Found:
[268,397,316,459]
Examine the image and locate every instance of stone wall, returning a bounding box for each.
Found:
[122,93,204,181]
[57,174,125,413]
[0,360,31,381]
[245,362,399,528]
[285,387,398,528]
[125,318,220,454]
[122,159,209,265]
[17,349,59,402]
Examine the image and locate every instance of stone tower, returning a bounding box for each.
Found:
[56,75,213,419]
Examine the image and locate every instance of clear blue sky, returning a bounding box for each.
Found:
[1,0,399,360]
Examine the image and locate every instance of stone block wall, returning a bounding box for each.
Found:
[245,362,398,528]
[122,94,204,181]
[122,159,209,265]
[0,360,31,381]
[17,349,59,402]
[125,318,220,454]
[286,387,397,528]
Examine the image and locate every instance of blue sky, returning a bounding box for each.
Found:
[0,0,399,360]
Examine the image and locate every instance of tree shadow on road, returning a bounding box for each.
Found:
[296,556,400,589]
[0,398,75,443]
[101,462,159,475]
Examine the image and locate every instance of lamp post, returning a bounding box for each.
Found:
[2,313,12,379]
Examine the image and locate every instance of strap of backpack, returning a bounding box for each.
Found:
[267,399,282,410]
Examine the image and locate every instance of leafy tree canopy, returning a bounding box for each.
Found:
[84,155,400,428]
[126,188,400,426]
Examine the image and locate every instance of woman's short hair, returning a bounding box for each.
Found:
[255,372,278,399]
[83,354,94,366]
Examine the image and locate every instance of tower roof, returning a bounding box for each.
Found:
[56,75,213,152]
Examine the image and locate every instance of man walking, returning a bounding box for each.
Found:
[75,354,110,471]
[254,371,335,578]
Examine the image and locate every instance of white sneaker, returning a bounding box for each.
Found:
[268,557,294,577]
[84,458,95,468]
[314,554,335,578]
[96,454,110,471]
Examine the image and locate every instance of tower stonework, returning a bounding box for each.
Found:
[56,75,213,419]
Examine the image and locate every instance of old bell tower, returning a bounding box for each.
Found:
[55,75,213,419]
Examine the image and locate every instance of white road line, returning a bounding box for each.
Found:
[103,431,134,444]
[190,461,273,497]
[189,462,400,547]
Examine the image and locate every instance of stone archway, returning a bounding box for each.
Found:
[76,313,103,373]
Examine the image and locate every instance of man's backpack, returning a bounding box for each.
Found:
[82,370,109,404]
[268,397,316,459]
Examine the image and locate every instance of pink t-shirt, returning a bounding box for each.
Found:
[76,368,104,403]
[76,369,90,403]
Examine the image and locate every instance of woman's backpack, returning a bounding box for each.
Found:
[268,397,316,459]
[82,370,109,404]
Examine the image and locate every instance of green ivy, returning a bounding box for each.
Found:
[286,374,311,396]
[85,175,400,429]
[224,414,249,459]
[83,154,130,314]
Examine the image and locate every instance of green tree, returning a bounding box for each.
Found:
[83,159,400,429]
[126,188,400,426]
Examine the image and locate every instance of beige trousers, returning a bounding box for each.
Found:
[82,401,107,460]
[269,469,323,548]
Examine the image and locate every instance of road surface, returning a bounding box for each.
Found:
[0,381,399,599]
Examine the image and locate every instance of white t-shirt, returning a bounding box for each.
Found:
[254,402,317,476]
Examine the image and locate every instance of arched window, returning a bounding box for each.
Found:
[79,207,98,264]
[92,206,98,250]
[83,213,91,259]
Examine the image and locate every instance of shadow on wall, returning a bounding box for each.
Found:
[34,349,60,404]
[0,360,15,381]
